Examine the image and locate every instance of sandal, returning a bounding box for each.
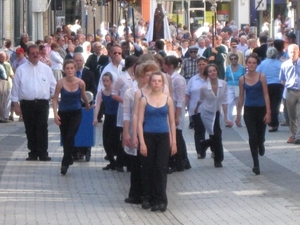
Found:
[237,123,242,127]
[269,126,278,132]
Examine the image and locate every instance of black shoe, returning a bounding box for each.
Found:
[252,166,260,175]
[124,197,142,204]
[259,145,265,156]
[189,122,194,129]
[214,162,223,168]
[158,203,167,212]
[39,156,51,161]
[142,200,151,209]
[102,164,115,170]
[115,166,124,172]
[151,204,159,212]
[167,167,177,174]
[184,159,192,170]
[61,166,68,175]
[26,157,38,161]
[104,155,109,161]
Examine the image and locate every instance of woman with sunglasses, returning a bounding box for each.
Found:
[224,53,246,127]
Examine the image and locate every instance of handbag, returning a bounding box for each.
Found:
[230,66,239,97]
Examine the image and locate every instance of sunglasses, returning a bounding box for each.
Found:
[113,52,122,55]
[190,51,197,54]
[230,57,237,60]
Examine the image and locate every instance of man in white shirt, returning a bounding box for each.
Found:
[97,45,123,92]
[197,38,206,57]
[11,44,57,161]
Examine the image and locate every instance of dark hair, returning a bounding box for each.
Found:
[155,40,165,50]
[123,55,138,71]
[203,64,219,80]
[39,45,46,51]
[273,39,284,53]
[245,53,261,65]
[27,44,39,55]
[259,35,268,44]
[4,39,12,48]
[229,53,239,60]
[35,40,44,46]
[164,55,181,69]
[154,54,164,69]
[197,57,209,64]
[63,59,77,70]
[102,72,113,81]
[50,43,59,50]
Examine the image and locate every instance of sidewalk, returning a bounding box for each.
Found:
[1,114,300,225]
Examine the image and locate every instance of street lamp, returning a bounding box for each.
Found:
[203,0,221,47]
[85,0,107,39]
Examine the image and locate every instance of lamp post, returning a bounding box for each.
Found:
[85,0,107,39]
[203,0,221,47]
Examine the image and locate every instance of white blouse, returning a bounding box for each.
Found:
[199,79,228,135]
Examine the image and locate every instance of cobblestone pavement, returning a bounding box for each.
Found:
[1,111,300,225]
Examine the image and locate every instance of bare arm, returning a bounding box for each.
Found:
[80,80,90,110]
[93,91,103,126]
[137,97,147,156]
[235,76,245,126]
[167,97,177,156]
[52,80,63,126]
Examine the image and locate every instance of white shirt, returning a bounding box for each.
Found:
[199,79,228,135]
[112,71,135,127]
[50,51,63,70]
[198,47,206,57]
[11,61,57,102]
[185,74,206,116]
[171,71,186,130]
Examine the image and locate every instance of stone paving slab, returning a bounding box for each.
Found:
[0,114,300,224]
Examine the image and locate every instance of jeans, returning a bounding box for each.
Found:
[20,100,49,158]
[243,106,266,167]
[192,113,206,154]
[268,84,283,127]
[141,132,170,205]
[59,109,82,167]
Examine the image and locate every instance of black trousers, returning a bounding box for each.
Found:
[102,114,119,166]
[141,132,170,205]
[244,106,266,167]
[20,100,49,158]
[210,111,223,163]
[59,109,82,167]
[268,84,283,127]
[169,129,189,170]
[192,113,206,154]
[127,154,142,200]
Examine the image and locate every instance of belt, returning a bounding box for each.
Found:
[20,99,49,103]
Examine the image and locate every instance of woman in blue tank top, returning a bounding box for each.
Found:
[93,72,119,171]
[138,71,176,212]
[236,53,271,175]
[52,59,90,175]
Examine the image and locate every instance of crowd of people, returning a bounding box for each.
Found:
[0,15,299,212]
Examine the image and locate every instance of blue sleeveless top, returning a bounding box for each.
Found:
[102,92,118,115]
[244,74,265,107]
[59,86,81,112]
[143,97,169,133]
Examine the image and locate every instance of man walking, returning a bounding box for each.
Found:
[11,45,57,161]
[279,44,300,144]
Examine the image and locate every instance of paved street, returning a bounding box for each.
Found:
[1,111,300,225]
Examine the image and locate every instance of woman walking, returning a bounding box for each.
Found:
[195,64,232,166]
[224,53,245,126]
[236,53,271,175]
[52,59,90,175]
